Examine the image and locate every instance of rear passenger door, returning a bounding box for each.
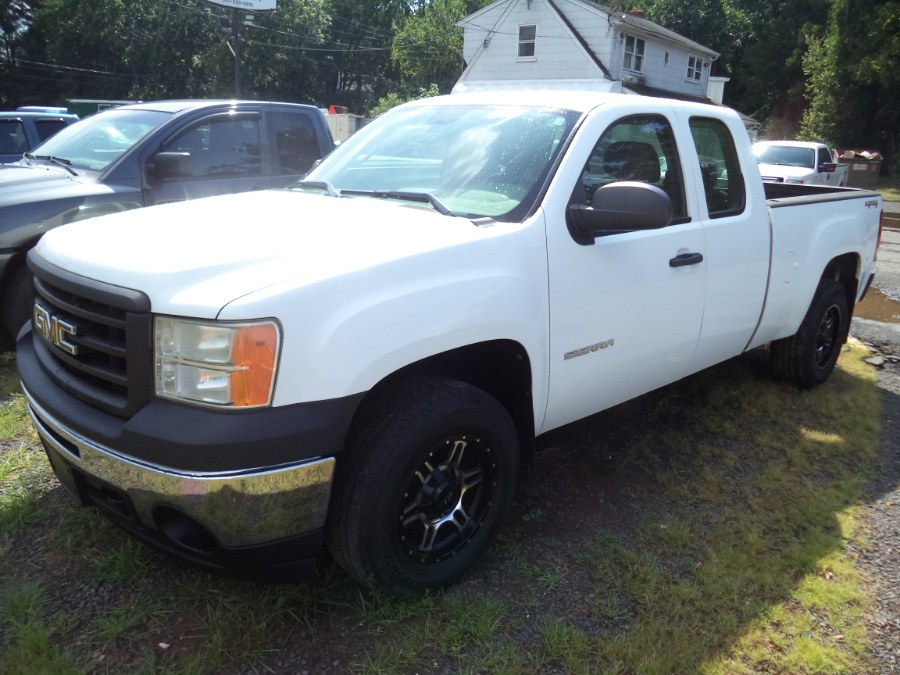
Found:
[269,108,329,182]
[685,115,770,368]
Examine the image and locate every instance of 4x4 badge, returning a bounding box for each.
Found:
[33,304,78,355]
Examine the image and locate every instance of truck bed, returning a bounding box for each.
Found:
[750,180,882,350]
[763,182,880,203]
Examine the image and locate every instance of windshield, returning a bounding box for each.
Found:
[28,109,172,172]
[305,103,580,221]
[753,144,815,169]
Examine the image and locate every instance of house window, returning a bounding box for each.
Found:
[623,35,644,72]
[518,24,536,58]
[687,56,703,81]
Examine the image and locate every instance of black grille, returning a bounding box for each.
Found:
[28,253,153,418]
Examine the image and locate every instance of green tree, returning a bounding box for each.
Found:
[21,0,222,101]
[801,0,898,169]
[15,0,333,104]
[322,0,413,112]
[633,0,829,129]
[234,0,331,102]
[368,81,438,116]
[0,0,31,106]
[391,0,467,95]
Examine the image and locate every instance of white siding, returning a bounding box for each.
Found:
[458,0,715,98]
[554,0,616,64]
[459,0,607,83]
[461,4,508,65]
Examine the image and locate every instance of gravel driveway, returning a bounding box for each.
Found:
[850,218,900,673]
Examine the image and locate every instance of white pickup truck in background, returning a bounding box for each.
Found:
[753,140,850,186]
[17,90,883,598]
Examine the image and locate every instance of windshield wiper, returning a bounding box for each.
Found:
[340,190,456,217]
[24,153,77,176]
[292,180,340,197]
[291,182,457,217]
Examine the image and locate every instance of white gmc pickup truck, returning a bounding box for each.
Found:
[17,90,883,597]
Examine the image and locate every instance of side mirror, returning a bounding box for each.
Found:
[147,152,193,180]
[567,182,673,245]
[818,162,837,173]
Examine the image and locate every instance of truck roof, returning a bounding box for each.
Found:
[111,100,323,114]
[424,88,734,119]
[754,140,828,149]
[0,111,80,122]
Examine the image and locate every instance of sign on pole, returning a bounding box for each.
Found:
[204,0,277,10]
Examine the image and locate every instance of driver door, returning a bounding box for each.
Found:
[145,111,267,205]
[542,111,706,432]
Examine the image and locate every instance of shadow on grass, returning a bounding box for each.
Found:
[0,345,889,673]
[481,345,885,672]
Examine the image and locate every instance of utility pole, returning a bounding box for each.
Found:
[211,1,271,98]
[232,8,242,98]
[219,9,250,98]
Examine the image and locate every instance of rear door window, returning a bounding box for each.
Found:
[271,111,323,174]
[689,117,745,218]
[34,119,69,142]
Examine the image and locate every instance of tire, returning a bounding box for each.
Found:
[326,376,520,598]
[770,279,849,389]
[1,265,33,349]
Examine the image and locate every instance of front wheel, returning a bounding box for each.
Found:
[770,279,850,389]
[327,376,520,597]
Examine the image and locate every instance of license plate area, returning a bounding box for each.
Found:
[71,469,137,522]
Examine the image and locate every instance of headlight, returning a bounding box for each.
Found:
[155,317,280,408]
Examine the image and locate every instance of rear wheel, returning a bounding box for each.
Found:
[771,279,849,389]
[327,376,519,597]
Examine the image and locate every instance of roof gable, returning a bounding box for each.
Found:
[465,0,718,59]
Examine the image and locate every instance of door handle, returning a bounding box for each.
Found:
[669,252,704,268]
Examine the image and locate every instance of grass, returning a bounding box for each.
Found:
[0,341,885,673]
[876,176,900,202]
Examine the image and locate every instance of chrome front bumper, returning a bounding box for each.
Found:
[25,387,335,549]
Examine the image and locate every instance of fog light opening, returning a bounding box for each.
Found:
[153,505,218,555]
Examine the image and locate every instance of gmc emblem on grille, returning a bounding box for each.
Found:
[33,304,79,356]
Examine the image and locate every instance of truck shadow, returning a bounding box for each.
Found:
[470,347,891,671]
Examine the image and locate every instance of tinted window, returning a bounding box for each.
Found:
[0,120,27,154]
[271,111,321,174]
[162,117,261,177]
[689,117,745,218]
[34,119,69,142]
[576,114,688,222]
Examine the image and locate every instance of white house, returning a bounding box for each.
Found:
[455,0,721,103]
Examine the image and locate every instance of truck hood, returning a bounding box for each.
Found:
[756,163,813,182]
[0,162,100,206]
[34,189,504,317]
